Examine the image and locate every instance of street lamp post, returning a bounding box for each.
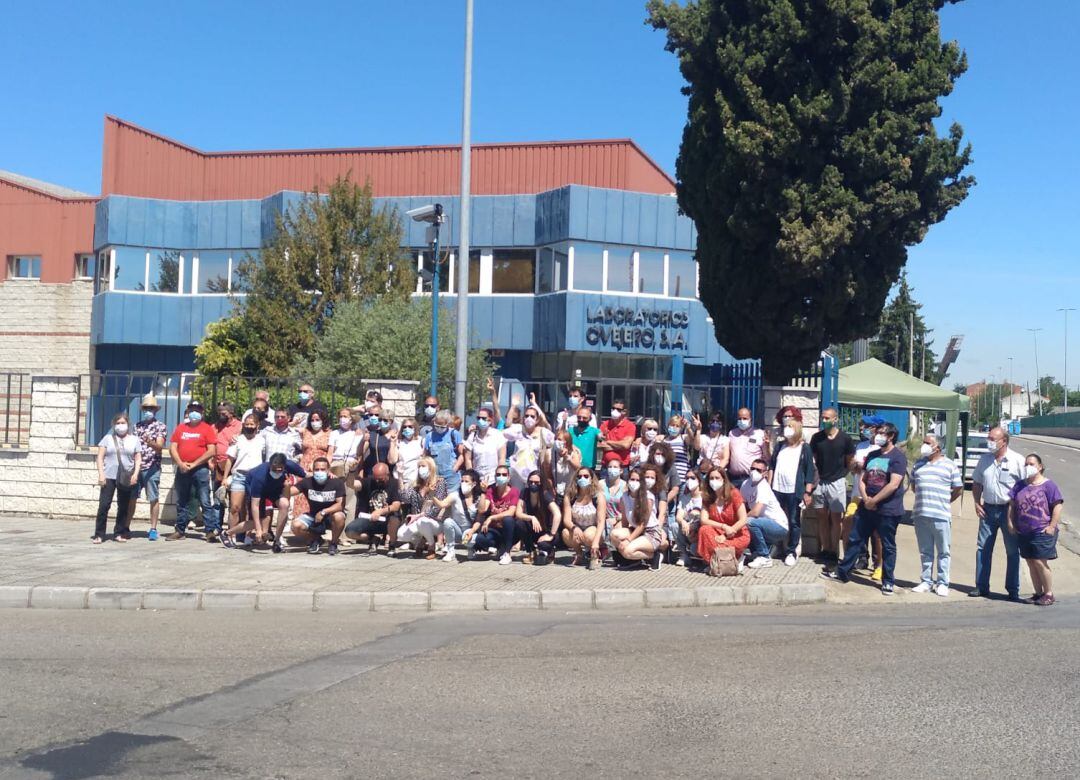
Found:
[407,204,445,398]
[1008,356,1014,419]
[1059,308,1076,414]
[454,0,474,421]
[1028,327,1044,416]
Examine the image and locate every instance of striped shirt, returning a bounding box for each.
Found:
[665,435,690,486]
[912,456,961,521]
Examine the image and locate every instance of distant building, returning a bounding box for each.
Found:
[1000,391,1049,419]
[967,381,1022,399]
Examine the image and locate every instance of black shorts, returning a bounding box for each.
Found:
[1018,530,1058,560]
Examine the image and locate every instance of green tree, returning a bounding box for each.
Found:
[193,317,260,377]
[648,0,974,383]
[294,298,498,411]
[870,272,940,381]
[197,176,415,376]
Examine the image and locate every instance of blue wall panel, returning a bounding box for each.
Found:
[603,190,624,243]
[621,192,641,246]
[470,197,493,247]
[656,198,677,249]
[637,196,658,246]
[490,196,515,246]
[512,195,535,246]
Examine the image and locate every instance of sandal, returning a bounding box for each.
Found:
[113,535,128,543]
[91,536,103,545]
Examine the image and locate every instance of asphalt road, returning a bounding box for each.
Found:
[2,603,1078,779]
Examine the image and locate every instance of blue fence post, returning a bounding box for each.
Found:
[670,353,684,418]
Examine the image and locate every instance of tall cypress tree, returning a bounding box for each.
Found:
[648,0,974,383]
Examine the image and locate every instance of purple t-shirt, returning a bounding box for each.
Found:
[1009,479,1063,535]
[862,447,908,516]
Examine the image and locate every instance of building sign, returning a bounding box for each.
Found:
[584,305,689,351]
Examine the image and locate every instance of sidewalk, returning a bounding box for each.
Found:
[1013,432,1080,451]
[1,490,1075,611]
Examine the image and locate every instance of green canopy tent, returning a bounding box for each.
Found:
[838,358,971,476]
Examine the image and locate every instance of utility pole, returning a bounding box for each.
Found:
[453,0,475,421]
[1008,356,1014,419]
[1058,308,1075,414]
[909,311,914,375]
[1028,327,1044,416]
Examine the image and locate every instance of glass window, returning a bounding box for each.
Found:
[537,248,554,293]
[75,253,95,280]
[7,255,41,279]
[150,249,182,293]
[112,247,147,291]
[94,250,111,294]
[667,252,697,298]
[637,250,665,295]
[231,249,257,293]
[606,247,635,293]
[554,248,569,291]
[469,250,481,294]
[197,250,230,293]
[571,244,603,291]
[491,249,534,294]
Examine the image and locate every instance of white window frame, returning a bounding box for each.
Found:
[75,253,94,280]
[479,249,493,295]
[567,245,575,291]
[601,249,609,292]
[632,250,640,294]
[6,254,42,280]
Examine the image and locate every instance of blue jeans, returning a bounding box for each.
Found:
[470,520,514,556]
[174,466,218,534]
[975,503,1019,597]
[442,519,466,548]
[913,515,951,586]
[838,508,899,586]
[748,517,788,558]
[775,491,802,557]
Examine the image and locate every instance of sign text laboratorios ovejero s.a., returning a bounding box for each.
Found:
[584,304,689,351]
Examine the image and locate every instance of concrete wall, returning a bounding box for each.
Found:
[0,375,417,522]
[762,384,821,438]
[0,281,94,374]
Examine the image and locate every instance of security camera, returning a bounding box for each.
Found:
[406,203,444,223]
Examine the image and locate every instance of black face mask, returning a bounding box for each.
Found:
[528,483,541,492]
[243,428,257,436]
[374,480,387,489]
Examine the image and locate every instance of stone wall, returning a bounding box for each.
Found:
[0,375,419,522]
[762,385,822,436]
[0,280,94,374]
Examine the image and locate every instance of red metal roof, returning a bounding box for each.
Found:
[101,116,676,201]
[0,176,96,283]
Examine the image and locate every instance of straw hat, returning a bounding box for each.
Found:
[140,393,160,409]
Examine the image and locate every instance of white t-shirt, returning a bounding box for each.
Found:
[98,433,139,481]
[677,490,703,521]
[465,430,503,482]
[740,477,789,529]
[443,490,479,532]
[226,434,268,475]
[772,444,803,494]
[698,433,728,467]
[328,428,362,464]
[395,438,424,485]
[503,424,554,491]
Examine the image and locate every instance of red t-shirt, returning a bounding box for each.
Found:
[214,418,242,466]
[171,422,217,464]
[600,418,637,465]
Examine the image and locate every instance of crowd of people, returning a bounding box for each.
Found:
[92,382,1064,602]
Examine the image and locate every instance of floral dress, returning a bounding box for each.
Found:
[293,428,330,517]
[697,490,750,561]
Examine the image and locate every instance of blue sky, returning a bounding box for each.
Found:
[4,0,1077,390]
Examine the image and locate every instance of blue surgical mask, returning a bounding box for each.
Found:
[142,410,155,422]
[298,391,311,402]
[402,427,415,439]
[667,426,679,436]
[495,475,509,486]
[379,420,390,431]
[434,424,448,434]
[270,469,284,479]
[188,411,202,423]
[313,471,328,483]
[737,419,751,431]
[477,418,490,430]
[568,397,581,409]
[576,476,591,488]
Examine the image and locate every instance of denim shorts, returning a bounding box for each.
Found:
[229,472,249,493]
[297,514,328,535]
[136,466,161,503]
[1018,529,1058,560]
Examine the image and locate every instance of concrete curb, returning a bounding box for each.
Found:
[4,583,826,612]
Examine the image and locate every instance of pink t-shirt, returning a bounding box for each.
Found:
[727,427,767,476]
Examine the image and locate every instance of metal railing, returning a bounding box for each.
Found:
[0,373,30,446]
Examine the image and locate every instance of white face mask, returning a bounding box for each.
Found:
[1024,464,1040,480]
[987,438,1001,452]
[644,476,656,489]
[874,434,888,447]
[311,420,323,431]
[417,466,430,480]
[627,480,640,493]
[920,443,934,458]
[114,423,128,436]
[783,426,795,440]
[653,454,665,466]
[523,417,537,429]
[750,470,763,484]
[709,479,723,492]
[340,418,352,429]
[610,409,623,420]
[685,478,699,491]
[644,429,657,442]
[607,465,622,479]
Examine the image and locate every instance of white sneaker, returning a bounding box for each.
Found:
[675,555,688,567]
[498,553,511,565]
[747,557,774,569]
[736,557,745,575]
[935,583,950,597]
[442,547,456,562]
[784,554,796,567]
[488,547,498,556]
[911,582,933,593]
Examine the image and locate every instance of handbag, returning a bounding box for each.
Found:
[114,435,135,486]
[708,545,739,577]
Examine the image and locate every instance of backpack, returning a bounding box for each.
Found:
[708,545,739,577]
